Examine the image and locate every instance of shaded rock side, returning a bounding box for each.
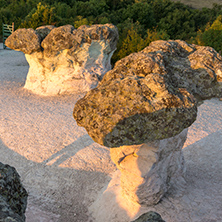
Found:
[73,40,222,148]
[5,24,119,95]
[132,211,165,222]
[0,162,28,222]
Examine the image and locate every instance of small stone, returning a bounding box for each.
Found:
[0,162,28,222]
[132,211,165,222]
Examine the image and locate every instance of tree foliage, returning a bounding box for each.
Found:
[1,0,222,62]
[195,15,222,52]
[20,3,57,29]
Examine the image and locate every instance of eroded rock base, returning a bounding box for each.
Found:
[24,39,114,95]
[110,129,188,206]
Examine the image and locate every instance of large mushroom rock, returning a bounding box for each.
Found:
[5,24,119,96]
[0,162,28,222]
[73,40,222,207]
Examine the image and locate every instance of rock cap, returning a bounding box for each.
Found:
[73,40,222,148]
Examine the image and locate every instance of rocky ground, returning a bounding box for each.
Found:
[0,44,222,221]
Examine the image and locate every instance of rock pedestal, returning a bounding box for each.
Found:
[110,129,187,205]
[5,24,118,96]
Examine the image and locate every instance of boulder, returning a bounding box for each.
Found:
[5,28,41,54]
[0,162,28,222]
[132,211,165,222]
[5,24,119,95]
[73,40,222,206]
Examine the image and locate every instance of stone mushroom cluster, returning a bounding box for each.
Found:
[73,40,222,205]
[5,24,119,96]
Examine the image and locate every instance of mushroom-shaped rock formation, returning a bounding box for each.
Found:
[0,162,28,222]
[5,24,118,96]
[73,40,222,206]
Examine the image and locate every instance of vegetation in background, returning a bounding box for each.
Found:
[1,0,222,63]
[195,14,222,52]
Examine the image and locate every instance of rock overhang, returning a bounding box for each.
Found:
[73,40,222,148]
[73,73,197,147]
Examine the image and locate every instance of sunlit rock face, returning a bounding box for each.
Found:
[73,40,222,206]
[5,24,119,96]
[110,129,188,206]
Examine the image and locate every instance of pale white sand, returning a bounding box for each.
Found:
[0,45,222,221]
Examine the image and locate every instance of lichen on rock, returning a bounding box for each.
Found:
[0,162,28,222]
[73,40,222,148]
[74,73,196,147]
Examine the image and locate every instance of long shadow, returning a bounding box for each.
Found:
[0,137,111,222]
[42,134,94,167]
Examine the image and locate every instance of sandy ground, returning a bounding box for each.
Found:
[0,44,222,222]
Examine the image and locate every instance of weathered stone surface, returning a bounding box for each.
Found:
[132,211,165,222]
[5,28,41,54]
[142,40,222,99]
[110,129,187,205]
[73,40,222,207]
[73,40,222,148]
[74,71,197,148]
[5,24,119,95]
[0,162,28,222]
[41,24,75,57]
[35,25,55,42]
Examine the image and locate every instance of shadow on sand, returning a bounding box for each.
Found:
[0,138,112,222]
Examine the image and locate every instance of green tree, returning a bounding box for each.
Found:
[74,16,93,28]
[112,25,169,63]
[123,2,156,31]
[115,26,146,60]
[20,2,57,29]
[158,7,196,40]
[195,15,222,52]
[144,28,169,45]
